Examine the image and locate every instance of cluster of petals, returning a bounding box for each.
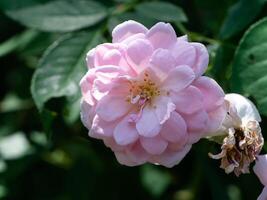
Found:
[254,155,267,200]
[80,20,226,167]
[209,94,264,176]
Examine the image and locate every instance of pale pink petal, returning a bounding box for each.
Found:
[96,94,132,122]
[112,20,148,43]
[140,135,168,155]
[154,145,191,168]
[160,112,187,144]
[150,48,176,76]
[171,86,203,114]
[191,43,209,77]
[153,96,176,124]
[254,155,267,186]
[126,39,153,73]
[162,66,195,92]
[121,33,146,45]
[115,151,137,166]
[177,35,188,42]
[206,104,227,134]
[146,22,177,49]
[182,109,209,132]
[89,115,116,139]
[103,137,125,152]
[114,115,139,145]
[136,106,161,137]
[80,100,95,129]
[193,76,225,112]
[86,48,95,68]
[125,141,149,165]
[257,187,267,200]
[171,41,196,67]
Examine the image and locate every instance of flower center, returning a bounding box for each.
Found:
[127,72,160,106]
[126,72,160,123]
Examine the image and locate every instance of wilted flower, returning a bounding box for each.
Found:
[254,155,267,200]
[80,20,226,167]
[209,93,264,176]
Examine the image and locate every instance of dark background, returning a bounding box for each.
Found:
[0,0,266,199]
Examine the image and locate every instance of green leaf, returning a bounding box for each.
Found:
[232,17,267,115]
[31,30,104,110]
[136,2,187,23]
[1,0,107,32]
[219,0,266,39]
[0,29,38,57]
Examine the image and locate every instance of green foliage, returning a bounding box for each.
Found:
[232,17,267,115]
[0,0,108,32]
[0,0,267,199]
[219,0,266,39]
[31,31,103,110]
[136,2,187,23]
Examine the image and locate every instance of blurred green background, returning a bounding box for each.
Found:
[0,0,267,199]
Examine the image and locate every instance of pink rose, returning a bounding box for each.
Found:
[254,155,267,200]
[80,20,226,167]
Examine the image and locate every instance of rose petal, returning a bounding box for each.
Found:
[150,48,176,76]
[257,187,267,200]
[171,41,196,67]
[114,115,139,145]
[160,112,188,145]
[153,145,191,168]
[254,154,267,186]
[136,106,161,137]
[112,20,148,43]
[153,96,176,124]
[172,86,203,114]
[193,76,225,112]
[86,48,95,68]
[89,115,116,139]
[162,65,195,92]
[146,22,177,49]
[140,135,168,155]
[126,39,153,73]
[96,94,132,122]
[80,100,95,129]
[225,93,261,123]
[191,42,209,77]
[182,109,209,132]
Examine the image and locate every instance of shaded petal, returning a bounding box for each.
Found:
[191,42,209,77]
[254,154,267,186]
[80,100,95,129]
[80,70,96,105]
[114,115,139,145]
[103,137,125,152]
[206,104,227,134]
[126,39,153,73]
[160,112,188,145]
[172,86,203,114]
[182,109,209,132]
[114,151,137,166]
[257,187,267,200]
[125,141,149,165]
[136,106,161,137]
[162,65,195,92]
[89,115,116,139]
[154,145,191,168]
[96,94,132,122]
[153,96,176,124]
[225,93,261,123]
[86,48,95,68]
[193,76,225,112]
[112,20,148,43]
[146,22,177,49]
[150,48,176,76]
[140,135,168,155]
[171,41,196,67]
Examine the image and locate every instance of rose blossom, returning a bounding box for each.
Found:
[209,93,264,176]
[254,155,267,200]
[80,20,226,167]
